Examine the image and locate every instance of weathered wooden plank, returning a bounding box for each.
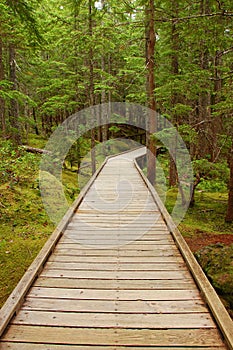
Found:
[12,310,215,329]
[53,249,180,257]
[28,287,201,300]
[40,269,189,280]
[60,234,173,241]
[48,255,184,264]
[73,212,162,217]
[67,223,168,229]
[61,235,173,241]
[0,344,227,350]
[64,230,170,236]
[1,326,225,347]
[71,221,163,225]
[71,218,165,224]
[55,243,177,250]
[45,261,186,271]
[22,297,208,314]
[34,277,195,290]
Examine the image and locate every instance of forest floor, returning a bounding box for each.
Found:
[185,232,233,252]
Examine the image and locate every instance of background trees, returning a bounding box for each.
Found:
[0,0,232,220]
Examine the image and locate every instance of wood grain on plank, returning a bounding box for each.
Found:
[52,249,180,257]
[28,287,201,300]
[12,310,215,329]
[0,344,227,350]
[1,326,225,346]
[34,277,196,290]
[22,297,208,314]
[40,269,189,280]
[48,255,184,263]
[44,261,186,271]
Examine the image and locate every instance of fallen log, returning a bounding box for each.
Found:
[23,146,51,155]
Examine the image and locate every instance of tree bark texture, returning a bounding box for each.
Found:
[146,0,156,186]
[89,0,96,175]
[0,38,6,135]
[9,44,21,144]
[169,7,179,187]
[226,142,233,222]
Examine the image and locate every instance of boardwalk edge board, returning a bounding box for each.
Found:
[134,155,233,350]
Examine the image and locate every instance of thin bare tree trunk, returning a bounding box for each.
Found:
[9,44,21,144]
[101,55,108,149]
[169,8,179,187]
[89,0,96,175]
[226,141,233,222]
[0,38,6,135]
[146,0,156,185]
[196,0,212,159]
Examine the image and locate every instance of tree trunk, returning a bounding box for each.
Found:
[9,44,21,144]
[226,141,233,223]
[101,55,108,151]
[0,38,6,135]
[196,0,212,159]
[210,50,223,161]
[169,10,179,187]
[89,0,96,175]
[146,0,156,185]
[33,107,39,135]
[189,173,201,207]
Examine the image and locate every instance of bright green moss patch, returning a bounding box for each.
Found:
[0,183,54,306]
[195,244,233,316]
[0,139,79,307]
[164,189,233,236]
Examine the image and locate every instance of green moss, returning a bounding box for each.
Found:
[163,189,233,236]
[0,138,80,307]
[24,133,47,149]
[195,244,233,315]
[62,169,80,204]
[0,183,54,307]
[180,192,232,236]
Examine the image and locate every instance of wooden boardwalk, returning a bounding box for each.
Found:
[0,148,232,349]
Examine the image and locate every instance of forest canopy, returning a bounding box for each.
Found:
[0,0,233,220]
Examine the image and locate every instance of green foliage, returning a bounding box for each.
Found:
[0,140,39,186]
[109,125,121,134]
[178,124,198,145]
[193,158,229,191]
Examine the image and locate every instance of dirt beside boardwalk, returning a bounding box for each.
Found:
[185,232,233,319]
[185,233,233,253]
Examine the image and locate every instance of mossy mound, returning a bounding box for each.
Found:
[39,170,69,224]
[195,243,233,316]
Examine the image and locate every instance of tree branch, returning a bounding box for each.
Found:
[191,119,213,128]
[154,11,233,23]
[217,47,233,58]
